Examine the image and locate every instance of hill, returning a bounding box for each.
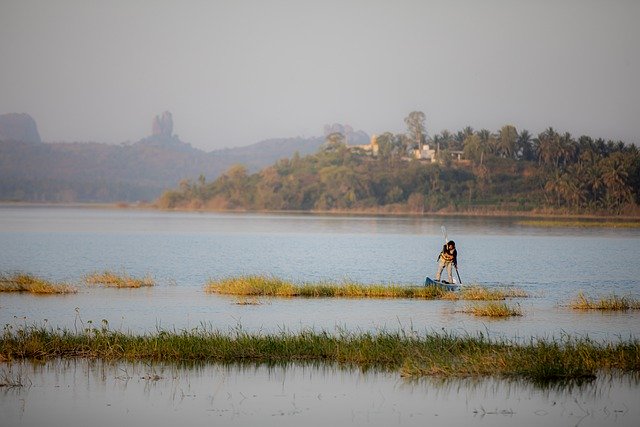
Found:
[0,113,338,203]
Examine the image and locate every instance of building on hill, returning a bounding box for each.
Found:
[414,144,436,162]
[350,134,379,155]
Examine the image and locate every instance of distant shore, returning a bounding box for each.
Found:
[2,201,640,225]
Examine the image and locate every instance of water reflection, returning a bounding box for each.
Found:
[1,360,638,427]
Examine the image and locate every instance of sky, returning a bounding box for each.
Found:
[1,0,639,151]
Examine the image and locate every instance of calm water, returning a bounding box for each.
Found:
[1,359,638,427]
[1,205,639,340]
[1,206,640,427]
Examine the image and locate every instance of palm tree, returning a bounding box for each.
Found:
[516,129,533,160]
[601,152,633,211]
[558,132,577,168]
[497,125,518,158]
[536,127,561,167]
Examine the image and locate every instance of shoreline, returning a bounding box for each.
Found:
[2,200,640,223]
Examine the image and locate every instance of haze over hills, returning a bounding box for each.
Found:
[0,112,368,203]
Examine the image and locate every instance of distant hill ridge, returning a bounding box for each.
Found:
[0,113,365,202]
[0,113,41,144]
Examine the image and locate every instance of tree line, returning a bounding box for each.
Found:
[157,112,640,215]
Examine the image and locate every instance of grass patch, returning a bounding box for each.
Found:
[84,271,154,288]
[1,325,637,383]
[0,273,76,294]
[518,220,640,228]
[461,302,522,317]
[205,275,448,299]
[205,275,527,300]
[570,292,640,311]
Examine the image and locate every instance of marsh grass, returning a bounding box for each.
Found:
[0,273,76,294]
[1,325,637,383]
[461,302,522,317]
[570,292,640,311]
[205,275,527,300]
[84,271,154,288]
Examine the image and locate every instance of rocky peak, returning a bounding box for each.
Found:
[0,113,42,144]
[152,111,173,138]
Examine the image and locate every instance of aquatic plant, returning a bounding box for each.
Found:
[84,270,154,288]
[462,302,522,317]
[570,292,640,310]
[1,325,637,383]
[205,275,527,300]
[0,272,76,294]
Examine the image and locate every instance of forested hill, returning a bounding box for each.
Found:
[157,127,640,216]
[0,134,325,203]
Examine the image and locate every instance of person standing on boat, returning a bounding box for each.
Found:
[435,240,457,284]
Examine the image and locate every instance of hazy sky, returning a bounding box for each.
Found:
[1,0,639,151]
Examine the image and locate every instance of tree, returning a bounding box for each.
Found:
[463,133,482,164]
[404,111,427,150]
[376,132,403,162]
[322,132,346,151]
[496,125,518,158]
[517,129,534,160]
[601,152,633,211]
[535,127,561,167]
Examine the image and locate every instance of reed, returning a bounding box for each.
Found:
[462,302,522,317]
[84,271,154,288]
[570,292,640,310]
[0,273,76,294]
[205,275,527,300]
[1,325,637,383]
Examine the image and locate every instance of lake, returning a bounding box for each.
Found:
[1,205,639,426]
[1,359,638,427]
[1,205,639,339]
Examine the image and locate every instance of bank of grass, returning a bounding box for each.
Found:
[570,292,640,311]
[205,276,528,300]
[1,325,637,382]
[461,302,522,317]
[0,273,76,294]
[517,219,640,228]
[84,271,154,288]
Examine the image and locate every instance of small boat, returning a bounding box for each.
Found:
[424,277,459,292]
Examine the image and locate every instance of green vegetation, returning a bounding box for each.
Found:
[570,292,640,310]
[204,275,527,300]
[0,273,76,294]
[1,325,637,382]
[461,302,522,317]
[205,275,449,299]
[157,113,640,216]
[84,271,154,288]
